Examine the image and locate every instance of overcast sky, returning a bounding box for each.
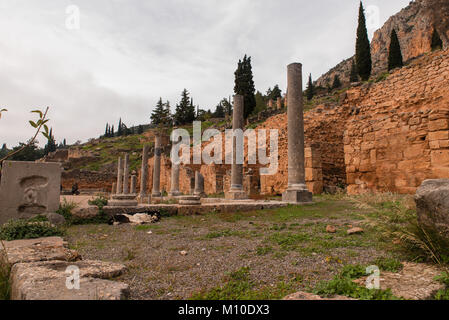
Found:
[0,0,410,147]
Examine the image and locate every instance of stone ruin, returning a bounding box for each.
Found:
[108,154,138,207]
[0,161,61,225]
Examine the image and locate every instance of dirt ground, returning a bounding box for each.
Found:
[65,195,397,300]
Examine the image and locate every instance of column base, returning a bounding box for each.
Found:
[194,192,207,198]
[168,191,182,197]
[282,189,313,204]
[225,190,248,200]
[137,194,151,204]
[152,192,162,197]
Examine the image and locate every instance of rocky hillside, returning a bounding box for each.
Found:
[316,0,449,87]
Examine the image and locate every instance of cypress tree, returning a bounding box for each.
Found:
[350,59,359,83]
[305,74,315,101]
[117,118,123,136]
[431,28,443,51]
[234,55,256,119]
[355,1,372,81]
[104,123,109,137]
[388,29,403,71]
[332,75,342,90]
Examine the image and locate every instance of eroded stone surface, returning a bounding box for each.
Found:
[415,179,449,238]
[1,237,80,265]
[0,161,61,225]
[354,262,445,300]
[10,260,128,300]
[283,291,355,300]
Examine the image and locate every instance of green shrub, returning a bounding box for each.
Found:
[57,197,110,225]
[0,219,64,241]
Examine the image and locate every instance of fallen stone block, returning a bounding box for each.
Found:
[1,237,80,265]
[415,179,449,238]
[10,260,129,300]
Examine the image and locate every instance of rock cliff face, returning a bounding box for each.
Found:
[316,0,449,87]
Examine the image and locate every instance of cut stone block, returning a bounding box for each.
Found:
[10,260,128,300]
[282,189,313,204]
[0,161,61,225]
[1,237,80,265]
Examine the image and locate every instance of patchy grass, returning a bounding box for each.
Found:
[190,267,301,300]
[65,194,416,300]
[313,264,400,300]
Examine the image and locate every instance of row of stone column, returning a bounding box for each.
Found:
[115,62,309,204]
[114,154,138,195]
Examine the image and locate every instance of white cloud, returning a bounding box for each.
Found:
[0,0,410,147]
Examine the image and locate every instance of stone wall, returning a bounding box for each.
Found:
[61,169,116,193]
[343,49,449,194]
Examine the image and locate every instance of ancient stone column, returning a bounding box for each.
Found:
[111,182,117,195]
[152,135,162,197]
[123,154,130,194]
[190,176,195,195]
[225,94,247,200]
[277,97,282,109]
[282,63,313,203]
[194,171,206,197]
[116,157,123,194]
[140,145,150,199]
[169,163,181,196]
[130,175,137,194]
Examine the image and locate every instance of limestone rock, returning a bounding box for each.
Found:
[415,179,449,238]
[354,262,444,300]
[10,260,128,300]
[326,225,337,233]
[1,237,80,265]
[347,227,364,235]
[283,291,354,300]
[44,212,66,225]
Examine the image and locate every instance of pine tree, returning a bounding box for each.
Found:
[431,28,443,51]
[388,29,403,71]
[350,59,359,83]
[151,98,167,125]
[305,74,315,101]
[355,1,372,81]
[214,102,225,118]
[332,75,342,90]
[267,85,282,101]
[174,89,195,125]
[104,123,109,137]
[234,55,256,119]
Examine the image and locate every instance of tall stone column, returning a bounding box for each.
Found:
[130,175,137,194]
[111,182,117,195]
[282,63,312,203]
[190,175,195,195]
[140,145,150,199]
[225,94,247,200]
[152,135,162,197]
[123,154,130,194]
[194,171,206,197]
[169,164,181,196]
[116,157,123,194]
